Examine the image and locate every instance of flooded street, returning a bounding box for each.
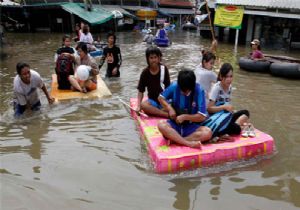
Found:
[1,31,300,210]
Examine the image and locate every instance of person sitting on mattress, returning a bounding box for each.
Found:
[136,46,171,118]
[68,43,99,93]
[54,35,76,90]
[195,50,217,104]
[207,63,255,138]
[13,62,54,117]
[54,34,76,63]
[157,69,212,148]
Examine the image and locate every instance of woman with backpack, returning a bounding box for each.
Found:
[54,35,76,90]
[54,35,76,62]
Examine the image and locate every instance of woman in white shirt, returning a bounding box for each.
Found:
[194,50,217,103]
[79,24,95,51]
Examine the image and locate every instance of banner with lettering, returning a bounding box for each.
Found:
[214,5,244,29]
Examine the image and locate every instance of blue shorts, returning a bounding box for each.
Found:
[167,119,201,137]
[148,98,162,109]
[14,100,41,117]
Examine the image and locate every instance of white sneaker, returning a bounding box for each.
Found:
[248,125,256,137]
[241,126,249,138]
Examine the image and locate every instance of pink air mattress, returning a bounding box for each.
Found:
[130,98,275,173]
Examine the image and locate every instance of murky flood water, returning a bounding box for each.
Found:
[1,31,300,210]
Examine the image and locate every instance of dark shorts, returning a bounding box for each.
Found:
[106,66,120,77]
[167,119,201,137]
[14,100,41,117]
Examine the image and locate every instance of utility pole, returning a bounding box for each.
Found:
[205,0,215,40]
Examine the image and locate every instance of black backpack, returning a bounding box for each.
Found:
[55,54,74,89]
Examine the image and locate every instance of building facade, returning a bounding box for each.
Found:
[1,0,197,32]
[212,0,300,49]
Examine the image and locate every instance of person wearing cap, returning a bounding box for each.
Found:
[143,30,155,45]
[250,39,264,60]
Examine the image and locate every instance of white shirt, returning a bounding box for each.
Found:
[79,32,94,44]
[209,81,232,105]
[194,65,217,102]
[13,70,43,106]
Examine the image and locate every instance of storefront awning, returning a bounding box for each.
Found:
[158,8,194,15]
[216,0,300,10]
[121,6,148,12]
[0,0,20,6]
[244,9,300,19]
[101,5,137,19]
[157,9,174,17]
[61,3,114,25]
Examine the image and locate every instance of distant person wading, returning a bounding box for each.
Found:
[99,32,122,78]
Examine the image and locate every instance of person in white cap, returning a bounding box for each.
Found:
[250,39,264,60]
[143,30,155,45]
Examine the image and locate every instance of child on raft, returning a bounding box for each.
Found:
[136,46,170,118]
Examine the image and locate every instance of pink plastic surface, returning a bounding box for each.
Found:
[130,98,275,173]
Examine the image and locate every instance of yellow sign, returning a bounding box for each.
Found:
[214,5,244,29]
[136,9,157,20]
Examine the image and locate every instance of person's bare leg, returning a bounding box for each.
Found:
[184,126,212,143]
[84,80,97,92]
[69,76,84,92]
[141,101,169,118]
[235,114,249,126]
[158,121,201,148]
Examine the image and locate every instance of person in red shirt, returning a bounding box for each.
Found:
[250,39,264,60]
